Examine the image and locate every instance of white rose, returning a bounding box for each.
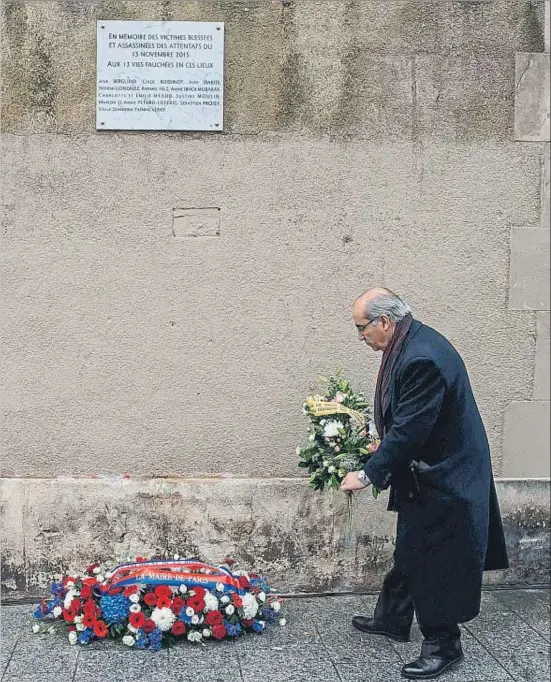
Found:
[216,582,225,592]
[129,604,141,613]
[186,607,195,617]
[127,624,138,633]
[323,420,342,439]
[225,604,235,616]
[53,606,62,618]
[68,631,78,645]
[258,591,266,602]
[63,592,75,609]
[220,595,230,604]
[179,584,188,594]
[122,635,135,647]
[74,615,83,624]
[272,601,281,612]
[191,615,200,625]
[32,624,40,634]
[279,618,287,626]
[76,623,85,631]
[129,594,140,604]
[202,628,211,638]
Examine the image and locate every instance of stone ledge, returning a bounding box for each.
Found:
[1,476,549,598]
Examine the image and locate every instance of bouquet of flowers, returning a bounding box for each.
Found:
[31,557,284,650]
[296,372,381,499]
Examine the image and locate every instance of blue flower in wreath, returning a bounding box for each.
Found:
[148,629,162,652]
[263,607,277,624]
[78,628,94,645]
[250,576,271,593]
[224,621,242,637]
[178,607,192,625]
[252,620,265,633]
[99,594,131,625]
[49,582,63,596]
[135,630,149,650]
[33,605,44,619]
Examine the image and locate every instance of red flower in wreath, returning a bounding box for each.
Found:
[142,619,156,634]
[170,597,185,615]
[170,621,186,636]
[136,557,148,562]
[144,593,157,607]
[242,618,254,628]
[123,585,138,597]
[87,563,100,576]
[62,608,76,623]
[188,596,205,612]
[70,598,82,613]
[82,614,96,628]
[83,600,98,616]
[191,586,206,599]
[232,594,243,608]
[154,585,172,600]
[80,585,92,600]
[129,612,145,629]
[156,597,171,609]
[205,610,223,627]
[211,623,227,640]
[94,620,109,638]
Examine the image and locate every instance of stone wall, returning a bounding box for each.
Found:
[1,1,550,596]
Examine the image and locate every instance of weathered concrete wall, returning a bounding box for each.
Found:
[1,1,550,593]
[1,477,549,598]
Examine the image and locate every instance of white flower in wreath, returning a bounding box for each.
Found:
[257,591,266,603]
[335,391,346,403]
[295,447,301,455]
[225,604,235,616]
[220,595,230,605]
[203,592,219,612]
[74,615,83,624]
[76,623,85,632]
[186,607,195,617]
[32,624,40,634]
[68,631,78,645]
[129,594,140,604]
[179,584,188,594]
[216,582,225,592]
[187,631,202,643]
[309,434,315,441]
[368,420,378,438]
[191,615,200,625]
[242,593,259,619]
[122,635,135,647]
[63,592,75,609]
[53,606,62,618]
[202,628,211,638]
[129,604,141,613]
[279,618,287,626]
[151,607,176,632]
[323,420,343,439]
[272,601,281,612]
[127,624,138,633]
[328,466,336,474]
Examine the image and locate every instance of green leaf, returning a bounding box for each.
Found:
[317,375,329,383]
[372,487,379,500]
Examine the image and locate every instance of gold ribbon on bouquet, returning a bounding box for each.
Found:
[305,397,366,428]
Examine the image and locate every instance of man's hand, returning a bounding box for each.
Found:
[340,471,370,492]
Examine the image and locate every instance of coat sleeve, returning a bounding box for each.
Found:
[364,357,447,490]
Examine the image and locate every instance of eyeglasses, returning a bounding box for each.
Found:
[356,318,378,334]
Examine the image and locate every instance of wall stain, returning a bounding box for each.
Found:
[276,0,307,130]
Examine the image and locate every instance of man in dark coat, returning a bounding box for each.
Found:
[341,287,509,680]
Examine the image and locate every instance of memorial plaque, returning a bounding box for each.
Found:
[96,20,224,131]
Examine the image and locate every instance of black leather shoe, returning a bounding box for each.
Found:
[401,637,464,679]
[351,616,410,642]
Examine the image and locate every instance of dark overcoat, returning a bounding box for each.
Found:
[364,319,509,626]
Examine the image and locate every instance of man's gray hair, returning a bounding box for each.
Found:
[364,289,412,323]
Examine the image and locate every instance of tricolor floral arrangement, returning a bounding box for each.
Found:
[297,372,381,498]
[32,557,284,650]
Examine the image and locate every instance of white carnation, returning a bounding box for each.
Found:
[203,592,219,612]
[32,624,40,634]
[122,635,135,647]
[225,604,235,616]
[242,593,259,619]
[129,604,141,613]
[323,420,342,439]
[53,606,62,618]
[179,584,188,594]
[76,623,85,631]
[151,607,176,632]
[202,628,211,638]
[68,631,78,645]
[129,594,140,604]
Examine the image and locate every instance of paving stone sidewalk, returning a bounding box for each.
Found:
[1,588,549,682]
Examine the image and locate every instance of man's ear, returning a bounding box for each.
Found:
[379,314,392,330]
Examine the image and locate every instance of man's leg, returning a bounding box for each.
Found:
[352,563,414,641]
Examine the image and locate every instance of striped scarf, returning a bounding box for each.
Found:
[373,313,413,437]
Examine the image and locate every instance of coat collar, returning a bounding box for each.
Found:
[383,318,423,419]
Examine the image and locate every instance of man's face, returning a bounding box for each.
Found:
[352,304,392,352]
